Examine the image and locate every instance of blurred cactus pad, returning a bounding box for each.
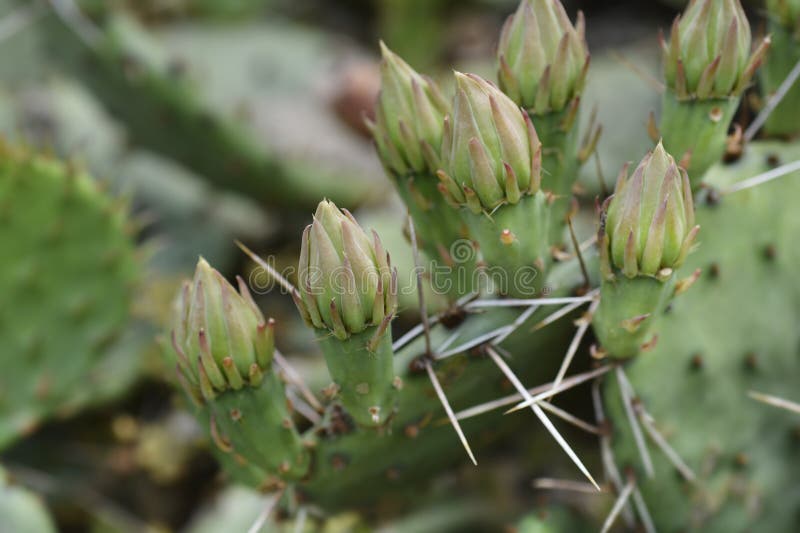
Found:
[2,0,800,531]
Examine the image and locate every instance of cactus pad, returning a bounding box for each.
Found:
[604,142,800,531]
[0,143,138,449]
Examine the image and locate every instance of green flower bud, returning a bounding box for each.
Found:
[497,0,589,114]
[296,200,396,340]
[600,142,699,280]
[171,258,275,400]
[369,42,451,176]
[767,0,800,31]
[663,0,769,99]
[438,73,551,297]
[438,72,542,213]
[593,143,700,359]
[169,258,309,480]
[296,201,399,427]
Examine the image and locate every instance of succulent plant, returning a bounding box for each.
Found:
[593,142,699,359]
[12,0,799,529]
[170,258,310,479]
[497,0,588,115]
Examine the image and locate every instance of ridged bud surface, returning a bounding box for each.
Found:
[663,0,767,99]
[370,42,450,176]
[497,0,588,114]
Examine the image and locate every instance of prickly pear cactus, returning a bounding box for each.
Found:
[0,142,139,449]
[602,142,800,531]
[152,0,800,528]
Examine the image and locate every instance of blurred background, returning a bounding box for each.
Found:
[0,0,766,531]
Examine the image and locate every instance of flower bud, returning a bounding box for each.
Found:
[297,201,399,427]
[497,0,589,114]
[600,142,699,280]
[296,200,396,340]
[663,0,768,99]
[171,257,274,400]
[438,72,542,213]
[169,258,309,480]
[369,42,451,176]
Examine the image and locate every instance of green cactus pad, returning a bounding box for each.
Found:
[0,144,138,449]
[604,141,800,531]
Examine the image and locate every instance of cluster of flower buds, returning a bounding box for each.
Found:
[296,200,399,426]
[438,72,542,213]
[170,259,310,479]
[497,0,589,115]
[593,143,700,358]
[369,42,450,177]
[663,0,769,100]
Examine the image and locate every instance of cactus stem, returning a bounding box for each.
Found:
[486,346,600,490]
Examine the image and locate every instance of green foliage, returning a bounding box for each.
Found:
[0,143,139,450]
